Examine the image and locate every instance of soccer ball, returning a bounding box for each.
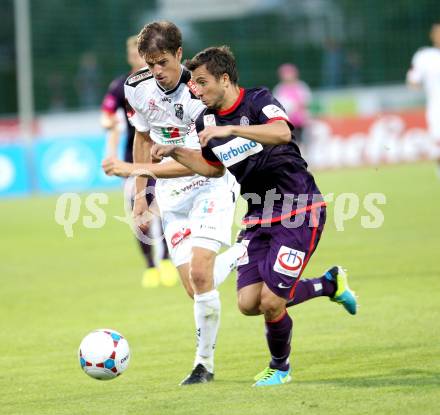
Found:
[78,329,130,380]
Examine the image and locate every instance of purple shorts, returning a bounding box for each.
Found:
[237,205,326,300]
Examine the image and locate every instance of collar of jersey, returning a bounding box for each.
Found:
[217,87,245,116]
[155,65,190,95]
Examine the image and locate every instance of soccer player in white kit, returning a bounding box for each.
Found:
[102,21,242,385]
[407,21,440,176]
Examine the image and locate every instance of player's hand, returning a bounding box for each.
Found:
[102,157,134,177]
[151,143,177,161]
[198,126,233,147]
[132,197,150,234]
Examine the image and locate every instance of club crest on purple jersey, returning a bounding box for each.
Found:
[203,114,216,126]
[240,115,250,126]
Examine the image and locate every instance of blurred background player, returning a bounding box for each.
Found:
[101,35,177,288]
[76,51,100,109]
[407,21,440,177]
[273,63,311,148]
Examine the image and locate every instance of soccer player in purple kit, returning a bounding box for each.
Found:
[152,46,357,386]
[101,35,176,288]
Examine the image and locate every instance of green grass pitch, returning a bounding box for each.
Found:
[0,162,439,415]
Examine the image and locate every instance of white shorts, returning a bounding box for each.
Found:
[155,173,239,267]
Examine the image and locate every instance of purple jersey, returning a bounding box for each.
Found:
[197,87,324,225]
[101,73,135,162]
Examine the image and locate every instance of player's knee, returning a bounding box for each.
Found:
[237,296,260,316]
[238,303,259,316]
[189,265,210,290]
[190,252,215,290]
[259,295,283,317]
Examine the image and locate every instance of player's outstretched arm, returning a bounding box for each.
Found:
[198,120,291,147]
[102,130,152,177]
[102,157,196,178]
[406,71,422,89]
[100,111,120,158]
[132,130,152,234]
[152,144,225,178]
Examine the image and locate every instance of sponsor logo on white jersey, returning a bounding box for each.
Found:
[149,98,159,111]
[273,246,305,278]
[211,137,263,167]
[262,104,288,120]
[171,227,191,247]
[170,177,211,196]
[127,70,152,85]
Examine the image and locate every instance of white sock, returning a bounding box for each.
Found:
[193,289,221,373]
[213,242,247,288]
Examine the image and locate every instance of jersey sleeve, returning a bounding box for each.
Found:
[251,88,293,128]
[407,50,425,84]
[201,145,222,166]
[181,86,205,150]
[124,83,150,132]
[195,114,223,166]
[101,79,120,114]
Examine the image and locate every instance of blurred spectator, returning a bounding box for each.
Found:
[346,50,362,86]
[273,63,311,146]
[47,71,66,112]
[76,52,100,109]
[321,38,344,88]
[407,21,440,177]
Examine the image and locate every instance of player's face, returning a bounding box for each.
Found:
[431,25,440,48]
[127,45,144,71]
[145,48,182,89]
[191,65,226,110]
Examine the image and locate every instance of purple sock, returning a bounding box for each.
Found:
[287,276,336,307]
[265,311,292,371]
[138,238,155,268]
[161,237,169,260]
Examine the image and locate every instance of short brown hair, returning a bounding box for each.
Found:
[137,21,182,58]
[186,46,238,84]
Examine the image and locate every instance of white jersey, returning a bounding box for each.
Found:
[124,66,239,265]
[407,47,440,137]
[124,65,237,209]
[125,66,203,148]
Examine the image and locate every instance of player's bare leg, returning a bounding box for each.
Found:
[176,263,194,299]
[237,282,263,316]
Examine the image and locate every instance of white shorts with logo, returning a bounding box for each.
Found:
[154,172,239,267]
